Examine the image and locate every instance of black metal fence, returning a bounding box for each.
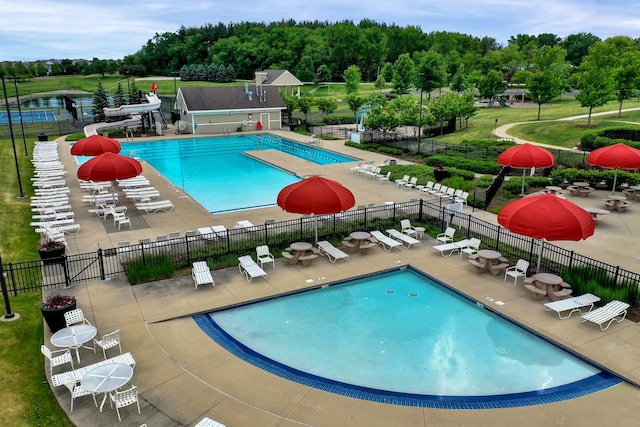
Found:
[3,199,639,306]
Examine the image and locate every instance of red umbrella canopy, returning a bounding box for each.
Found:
[586,143,640,170]
[277,176,355,215]
[77,152,142,182]
[70,135,121,156]
[497,193,594,241]
[151,81,158,92]
[497,143,555,168]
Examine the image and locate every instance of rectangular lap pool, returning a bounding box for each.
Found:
[116,134,357,213]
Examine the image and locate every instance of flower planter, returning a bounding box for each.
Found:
[434,168,450,182]
[41,300,76,333]
[38,134,49,141]
[38,246,65,265]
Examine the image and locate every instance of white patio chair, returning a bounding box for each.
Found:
[64,308,91,327]
[41,344,74,376]
[504,259,530,286]
[93,329,122,359]
[460,238,481,258]
[109,385,141,422]
[256,245,276,269]
[400,219,417,236]
[436,227,456,244]
[63,372,97,412]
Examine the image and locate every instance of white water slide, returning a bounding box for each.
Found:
[83,93,163,136]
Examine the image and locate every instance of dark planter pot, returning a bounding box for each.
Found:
[38,246,65,265]
[434,168,450,182]
[289,124,296,131]
[38,134,49,141]
[41,300,76,333]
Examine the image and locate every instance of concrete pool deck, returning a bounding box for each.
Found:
[45,132,640,426]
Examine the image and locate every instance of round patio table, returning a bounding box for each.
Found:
[81,363,134,412]
[51,324,97,364]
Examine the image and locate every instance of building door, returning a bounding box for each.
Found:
[260,113,270,130]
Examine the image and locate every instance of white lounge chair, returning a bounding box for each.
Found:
[317,241,350,263]
[238,255,268,282]
[135,200,174,213]
[504,259,530,285]
[581,300,630,331]
[432,239,471,257]
[197,226,217,241]
[436,227,456,244]
[386,229,421,248]
[192,261,215,289]
[544,293,601,319]
[370,230,403,251]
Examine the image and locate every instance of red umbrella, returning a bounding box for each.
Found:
[586,143,640,194]
[70,135,121,156]
[498,143,555,195]
[151,81,158,92]
[77,152,143,205]
[498,193,594,271]
[277,176,355,241]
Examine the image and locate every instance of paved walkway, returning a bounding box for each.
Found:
[44,130,640,426]
[494,107,640,151]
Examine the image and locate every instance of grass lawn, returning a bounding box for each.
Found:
[0,294,72,426]
[0,135,71,426]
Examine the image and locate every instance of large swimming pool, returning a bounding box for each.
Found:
[194,268,620,409]
[112,134,356,213]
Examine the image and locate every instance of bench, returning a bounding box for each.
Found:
[299,254,318,266]
[524,284,547,299]
[602,199,615,210]
[359,242,378,254]
[578,187,594,197]
[51,352,136,387]
[282,251,297,265]
[468,259,485,273]
[616,200,632,212]
[566,185,580,196]
[488,262,510,276]
[341,240,356,252]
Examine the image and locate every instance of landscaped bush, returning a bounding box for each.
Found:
[424,155,502,175]
[125,254,175,284]
[502,176,551,195]
[550,167,640,188]
[323,114,355,125]
[344,141,405,156]
[562,266,640,306]
[581,127,640,150]
[474,175,494,188]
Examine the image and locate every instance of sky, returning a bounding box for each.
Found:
[2,0,639,61]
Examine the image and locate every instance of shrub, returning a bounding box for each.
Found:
[502,176,551,194]
[425,155,502,175]
[125,254,175,284]
[323,114,355,125]
[562,266,640,306]
[475,175,494,188]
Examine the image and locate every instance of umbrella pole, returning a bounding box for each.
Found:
[611,170,618,195]
[520,169,526,195]
[536,239,544,273]
[314,215,318,243]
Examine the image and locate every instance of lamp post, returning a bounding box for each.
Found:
[417,73,424,153]
[0,252,18,322]
[12,77,28,156]
[2,76,25,198]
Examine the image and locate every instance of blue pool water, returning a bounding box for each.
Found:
[115,135,355,212]
[194,268,620,409]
